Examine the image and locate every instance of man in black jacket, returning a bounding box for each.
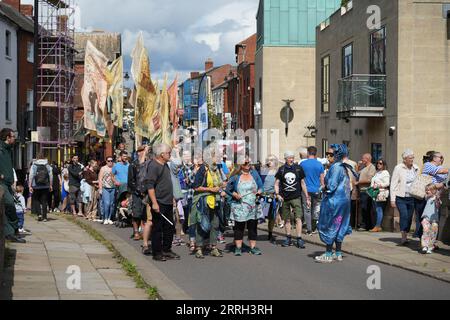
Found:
[0,129,24,243]
[128,145,149,242]
[68,155,84,217]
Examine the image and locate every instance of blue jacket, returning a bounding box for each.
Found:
[225,169,263,201]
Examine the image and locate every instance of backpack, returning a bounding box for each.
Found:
[35,164,50,186]
[136,160,152,194]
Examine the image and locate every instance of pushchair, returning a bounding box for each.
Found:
[114,187,132,228]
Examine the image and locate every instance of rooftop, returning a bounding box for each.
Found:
[74,31,122,62]
[0,1,34,33]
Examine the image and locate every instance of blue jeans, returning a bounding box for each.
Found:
[101,188,115,221]
[17,211,24,229]
[396,197,415,232]
[374,202,386,228]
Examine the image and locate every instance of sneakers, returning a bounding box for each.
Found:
[315,253,334,264]
[43,218,48,222]
[195,249,205,259]
[332,252,343,262]
[103,220,109,225]
[422,247,433,254]
[18,229,32,236]
[296,238,306,249]
[282,237,293,247]
[38,215,43,222]
[234,247,242,256]
[210,248,223,258]
[217,236,226,244]
[306,231,313,236]
[6,235,26,244]
[250,247,262,256]
[278,223,284,229]
[163,251,181,260]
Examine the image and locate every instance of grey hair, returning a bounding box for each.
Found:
[154,143,172,156]
[402,149,414,159]
[298,147,308,158]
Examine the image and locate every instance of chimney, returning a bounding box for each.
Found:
[57,15,68,33]
[3,0,20,11]
[205,59,214,71]
[20,5,33,17]
[190,72,200,79]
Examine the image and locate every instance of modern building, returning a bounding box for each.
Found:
[315,0,450,170]
[0,0,34,177]
[315,0,450,234]
[255,0,342,161]
[74,31,122,160]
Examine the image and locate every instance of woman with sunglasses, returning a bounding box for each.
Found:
[98,156,116,225]
[226,158,263,256]
[369,159,390,232]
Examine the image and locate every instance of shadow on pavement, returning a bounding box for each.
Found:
[0,247,16,300]
[379,237,450,257]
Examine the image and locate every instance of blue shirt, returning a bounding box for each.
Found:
[422,162,448,184]
[112,162,130,185]
[300,159,324,193]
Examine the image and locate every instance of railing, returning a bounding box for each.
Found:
[337,74,386,118]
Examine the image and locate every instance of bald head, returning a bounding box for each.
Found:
[362,153,372,166]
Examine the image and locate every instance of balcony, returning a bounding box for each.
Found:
[337,74,386,118]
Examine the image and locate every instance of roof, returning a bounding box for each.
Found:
[74,32,122,62]
[0,2,34,34]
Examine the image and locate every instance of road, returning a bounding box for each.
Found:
[103,225,450,300]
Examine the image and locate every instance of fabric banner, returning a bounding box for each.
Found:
[82,40,109,137]
[160,75,171,145]
[168,75,178,145]
[107,57,124,128]
[131,37,157,139]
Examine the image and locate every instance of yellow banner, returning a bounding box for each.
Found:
[82,41,109,137]
[160,75,172,145]
[107,57,124,128]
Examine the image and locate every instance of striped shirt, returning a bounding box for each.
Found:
[422,162,448,184]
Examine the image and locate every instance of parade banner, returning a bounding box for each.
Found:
[160,76,171,145]
[82,40,109,137]
[168,75,179,145]
[107,57,124,128]
[131,35,157,139]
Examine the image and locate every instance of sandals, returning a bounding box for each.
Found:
[141,245,152,256]
[195,249,205,259]
[189,242,196,255]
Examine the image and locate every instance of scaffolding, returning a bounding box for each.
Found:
[36,0,76,161]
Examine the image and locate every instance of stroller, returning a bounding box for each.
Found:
[114,187,132,228]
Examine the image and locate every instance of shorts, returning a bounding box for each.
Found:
[281,198,303,222]
[69,186,82,205]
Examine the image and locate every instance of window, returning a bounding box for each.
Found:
[342,43,353,78]
[6,30,11,57]
[370,26,386,75]
[321,56,330,113]
[371,143,383,162]
[5,80,11,121]
[27,42,34,63]
[322,139,329,158]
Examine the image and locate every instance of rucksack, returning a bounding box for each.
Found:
[35,164,50,186]
[136,159,152,194]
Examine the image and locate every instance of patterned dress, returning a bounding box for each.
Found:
[230,177,258,223]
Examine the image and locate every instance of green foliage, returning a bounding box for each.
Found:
[207,96,223,130]
[341,0,350,7]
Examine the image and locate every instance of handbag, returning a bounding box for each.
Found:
[367,187,380,201]
[409,174,433,200]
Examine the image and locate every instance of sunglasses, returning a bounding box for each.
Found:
[107,160,113,163]
[326,153,334,157]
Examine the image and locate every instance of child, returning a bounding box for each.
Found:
[421,184,440,254]
[15,185,31,235]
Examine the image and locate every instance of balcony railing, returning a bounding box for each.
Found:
[337,74,386,118]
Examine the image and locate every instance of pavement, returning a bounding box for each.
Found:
[258,222,450,283]
[86,217,450,300]
[0,213,149,300]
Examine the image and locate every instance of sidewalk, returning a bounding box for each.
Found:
[258,223,450,283]
[0,214,149,300]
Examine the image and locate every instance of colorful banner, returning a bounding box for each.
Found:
[82,41,109,137]
[168,75,179,145]
[107,57,124,128]
[131,35,157,139]
[160,75,171,145]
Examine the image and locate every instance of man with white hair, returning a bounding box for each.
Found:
[275,151,310,249]
[146,143,179,261]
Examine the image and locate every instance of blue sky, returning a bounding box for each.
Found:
[25,0,259,83]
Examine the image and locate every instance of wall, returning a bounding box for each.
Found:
[397,0,450,164]
[0,16,18,132]
[315,0,399,169]
[258,46,317,161]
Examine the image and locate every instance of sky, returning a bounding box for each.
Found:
[24,0,259,83]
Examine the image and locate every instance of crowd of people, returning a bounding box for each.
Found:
[1,127,449,263]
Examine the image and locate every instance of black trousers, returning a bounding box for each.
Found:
[32,188,49,219]
[360,192,373,230]
[151,203,175,256]
[48,187,61,210]
[234,219,258,241]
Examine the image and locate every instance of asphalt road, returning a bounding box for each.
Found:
[105,225,450,300]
